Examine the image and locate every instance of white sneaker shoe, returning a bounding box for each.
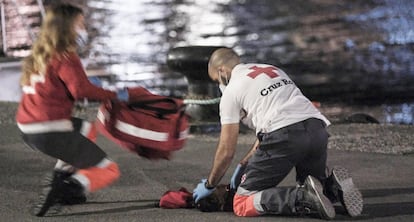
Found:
[330,166,363,217]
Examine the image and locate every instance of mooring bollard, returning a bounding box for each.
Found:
[167,46,224,131]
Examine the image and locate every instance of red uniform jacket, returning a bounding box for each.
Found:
[16,52,116,133]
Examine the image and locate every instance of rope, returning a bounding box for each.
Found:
[74,97,221,110]
[183,97,221,105]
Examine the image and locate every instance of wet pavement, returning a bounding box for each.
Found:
[79,0,414,103]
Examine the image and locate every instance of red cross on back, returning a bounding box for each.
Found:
[247,66,279,79]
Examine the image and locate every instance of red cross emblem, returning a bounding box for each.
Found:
[247,66,279,79]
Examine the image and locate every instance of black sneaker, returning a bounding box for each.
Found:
[60,177,86,205]
[329,166,363,217]
[52,171,87,205]
[296,176,336,220]
[31,173,64,217]
[31,172,87,217]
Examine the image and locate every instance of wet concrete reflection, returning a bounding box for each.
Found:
[84,0,241,97]
[77,0,414,102]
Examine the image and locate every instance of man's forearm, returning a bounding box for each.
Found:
[207,145,234,187]
[206,123,239,187]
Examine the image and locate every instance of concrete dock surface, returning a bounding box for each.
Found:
[0,103,413,222]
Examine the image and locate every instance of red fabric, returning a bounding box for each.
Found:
[96,119,172,160]
[96,87,189,153]
[85,121,97,142]
[159,188,194,209]
[16,52,116,124]
[233,194,260,217]
[78,161,120,192]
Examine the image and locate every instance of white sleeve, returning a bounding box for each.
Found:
[219,91,241,125]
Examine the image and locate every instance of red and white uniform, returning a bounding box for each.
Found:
[223,64,331,217]
[16,52,116,133]
[219,63,330,133]
[16,52,120,194]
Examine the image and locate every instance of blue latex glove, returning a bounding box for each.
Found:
[193,179,215,203]
[88,76,102,87]
[230,163,246,190]
[116,88,129,102]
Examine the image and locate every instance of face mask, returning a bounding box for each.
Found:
[76,29,89,49]
[219,71,229,86]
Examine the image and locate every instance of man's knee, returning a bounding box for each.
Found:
[233,194,260,217]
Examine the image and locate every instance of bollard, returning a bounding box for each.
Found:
[167,46,224,131]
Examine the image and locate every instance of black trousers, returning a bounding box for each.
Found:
[21,117,106,169]
[238,118,329,214]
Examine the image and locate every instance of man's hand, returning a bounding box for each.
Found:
[193,179,215,203]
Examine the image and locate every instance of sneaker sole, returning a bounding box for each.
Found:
[306,176,336,220]
[332,167,363,217]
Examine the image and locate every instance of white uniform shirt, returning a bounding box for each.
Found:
[219,63,330,134]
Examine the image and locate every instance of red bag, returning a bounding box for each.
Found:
[96,87,189,158]
[159,187,194,209]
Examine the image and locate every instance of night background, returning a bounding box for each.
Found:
[1,0,414,123]
[0,1,414,221]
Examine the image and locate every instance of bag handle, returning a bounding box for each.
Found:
[128,97,183,116]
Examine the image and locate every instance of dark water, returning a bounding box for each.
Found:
[81,0,414,97]
[75,0,414,124]
[4,0,414,124]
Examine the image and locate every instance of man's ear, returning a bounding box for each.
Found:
[219,65,229,75]
[209,66,220,81]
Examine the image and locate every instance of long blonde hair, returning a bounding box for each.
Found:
[20,3,83,86]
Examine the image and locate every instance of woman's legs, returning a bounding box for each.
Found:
[21,118,120,216]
